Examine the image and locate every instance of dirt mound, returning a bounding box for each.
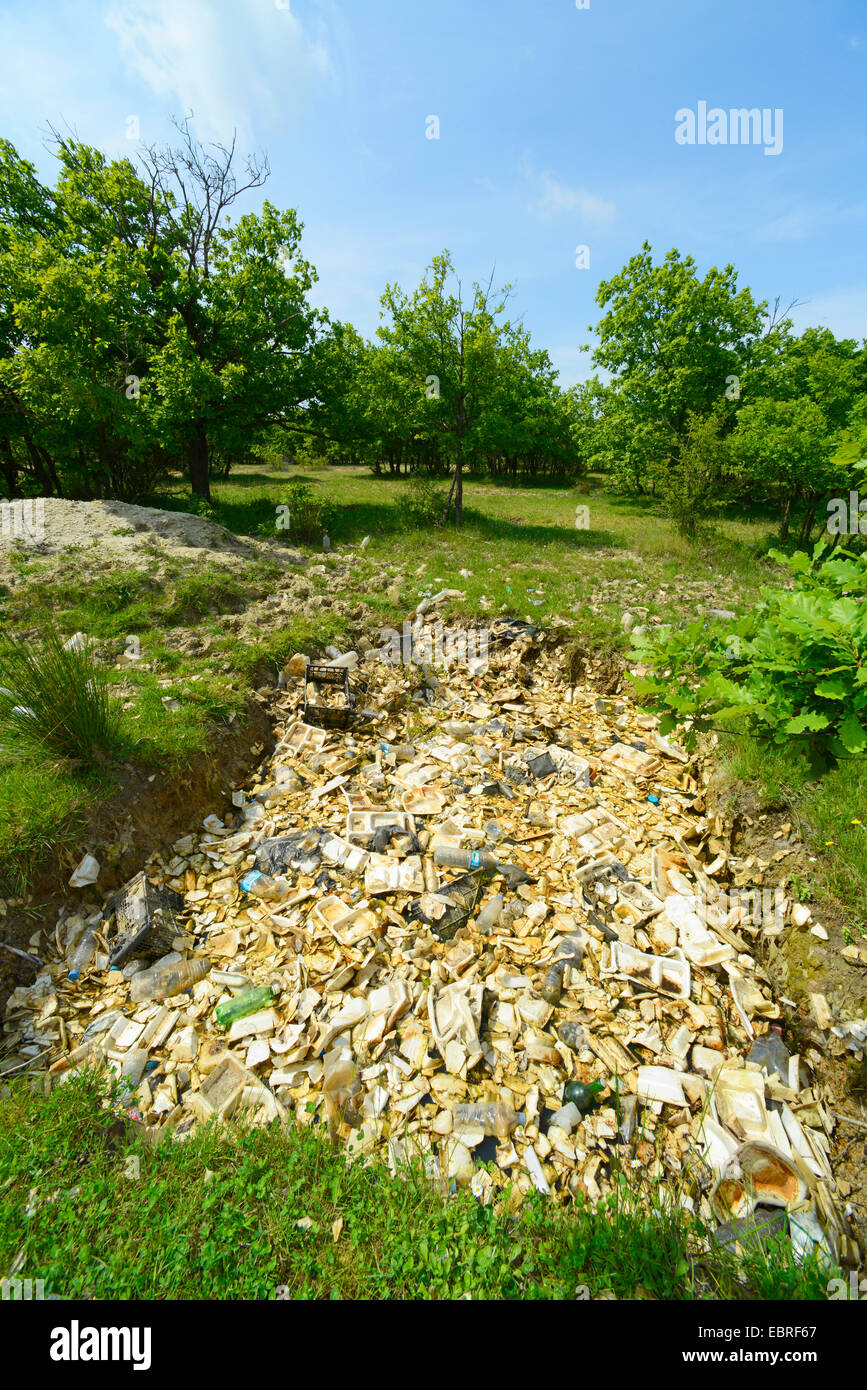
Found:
[0,498,302,572]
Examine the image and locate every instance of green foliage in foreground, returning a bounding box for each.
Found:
[631,544,867,771]
[0,1072,833,1301]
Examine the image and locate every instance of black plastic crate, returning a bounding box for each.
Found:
[104,872,185,968]
[303,664,357,729]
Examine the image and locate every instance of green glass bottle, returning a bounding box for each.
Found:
[215,984,277,1028]
[563,1079,605,1114]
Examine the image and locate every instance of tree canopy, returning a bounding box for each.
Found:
[1,132,864,540]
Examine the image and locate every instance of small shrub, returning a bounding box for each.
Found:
[185,495,220,521]
[662,406,729,541]
[399,474,446,529]
[279,480,336,543]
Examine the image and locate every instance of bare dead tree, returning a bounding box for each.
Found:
[763,294,806,336]
[134,118,272,499]
[136,115,270,280]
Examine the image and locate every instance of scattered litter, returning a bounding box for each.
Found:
[2,614,857,1263]
[69,855,100,889]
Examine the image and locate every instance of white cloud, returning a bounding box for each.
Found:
[523,167,616,227]
[103,0,334,143]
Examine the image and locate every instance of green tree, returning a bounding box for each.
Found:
[133,123,323,500]
[0,125,324,502]
[730,326,866,542]
[376,252,511,523]
[590,243,768,494]
[730,397,839,543]
[662,404,730,539]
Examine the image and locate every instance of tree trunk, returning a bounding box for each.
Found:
[188,421,211,501]
[798,503,817,548]
[0,438,21,497]
[779,493,791,541]
[443,465,458,525]
[24,437,53,495]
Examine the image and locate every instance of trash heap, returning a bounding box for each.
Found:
[3,617,862,1270]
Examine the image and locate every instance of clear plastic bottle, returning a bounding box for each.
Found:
[748,1024,789,1082]
[67,926,98,980]
[557,1021,584,1051]
[239,870,292,903]
[322,1047,360,1130]
[453,1102,525,1140]
[433,846,498,873]
[215,984,277,1028]
[129,956,211,1004]
[618,1092,639,1143]
[476,893,503,933]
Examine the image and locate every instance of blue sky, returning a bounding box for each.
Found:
[1,0,865,386]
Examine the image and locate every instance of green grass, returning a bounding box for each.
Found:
[0,541,345,894]
[0,1072,834,1301]
[0,760,106,897]
[0,627,126,767]
[142,463,778,638]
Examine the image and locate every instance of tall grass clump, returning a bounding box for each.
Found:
[0,628,123,767]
